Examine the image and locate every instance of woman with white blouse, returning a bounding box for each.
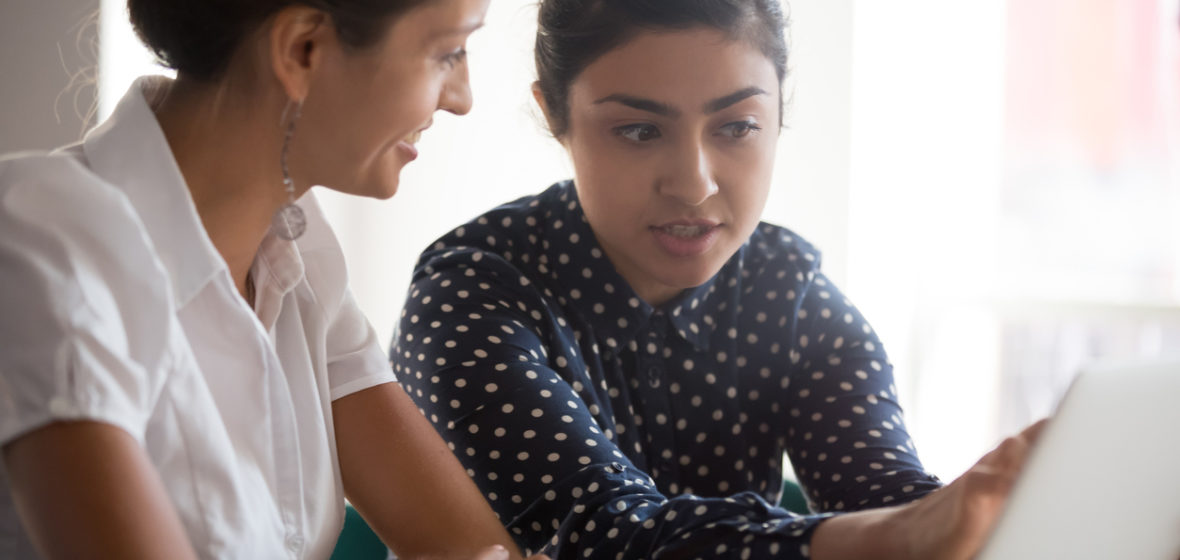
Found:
[0,1,543,559]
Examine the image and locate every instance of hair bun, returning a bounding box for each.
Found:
[125,0,426,81]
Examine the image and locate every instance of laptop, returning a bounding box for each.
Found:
[977,360,1180,559]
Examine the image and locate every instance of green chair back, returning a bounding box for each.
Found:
[330,505,387,560]
[779,478,809,514]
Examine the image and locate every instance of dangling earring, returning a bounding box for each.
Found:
[272,100,306,241]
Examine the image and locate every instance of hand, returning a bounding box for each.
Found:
[464,545,551,560]
[811,419,1048,560]
[890,419,1050,559]
[471,545,511,560]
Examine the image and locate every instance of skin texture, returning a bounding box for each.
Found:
[549,28,780,306]
[333,383,540,560]
[3,1,544,559]
[3,422,199,559]
[294,0,480,200]
[542,24,1049,560]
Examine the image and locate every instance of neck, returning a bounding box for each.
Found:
[153,77,295,298]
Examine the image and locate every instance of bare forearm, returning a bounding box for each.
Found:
[810,507,906,560]
[3,421,198,560]
[334,382,528,560]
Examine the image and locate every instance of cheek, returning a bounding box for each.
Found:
[570,139,624,208]
[708,158,772,244]
[576,174,649,237]
[571,135,654,203]
[372,85,431,136]
[366,61,441,133]
[727,141,776,210]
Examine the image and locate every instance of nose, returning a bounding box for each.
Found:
[439,60,473,116]
[657,141,719,206]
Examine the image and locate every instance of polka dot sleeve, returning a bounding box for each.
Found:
[781,271,940,512]
[395,250,832,559]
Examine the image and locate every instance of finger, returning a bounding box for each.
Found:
[1017,418,1050,445]
[961,463,1019,499]
[977,433,1031,472]
[980,418,1050,471]
[469,545,510,560]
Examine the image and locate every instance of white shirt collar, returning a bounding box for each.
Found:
[81,76,310,315]
[82,76,225,307]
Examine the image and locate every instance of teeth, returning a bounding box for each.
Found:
[662,225,709,238]
[404,130,422,145]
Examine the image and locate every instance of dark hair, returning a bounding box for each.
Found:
[127,0,429,81]
[535,0,790,137]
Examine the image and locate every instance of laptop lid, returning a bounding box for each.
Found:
[977,360,1180,560]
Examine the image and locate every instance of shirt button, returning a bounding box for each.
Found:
[286,533,303,552]
[609,462,625,473]
[646,365,662,388]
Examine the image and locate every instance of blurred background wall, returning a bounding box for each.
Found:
[0,0,99,153]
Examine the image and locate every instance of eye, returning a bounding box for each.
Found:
[613,123,662,143]
[718,120,762,139]
[441,47,467,69]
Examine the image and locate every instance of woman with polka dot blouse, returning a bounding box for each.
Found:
[392,1,1044,558]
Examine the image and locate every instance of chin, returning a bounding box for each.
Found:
[350,152,407,200]
[656,261,725,292]
[358,170,402,200]
[375,179,400,200]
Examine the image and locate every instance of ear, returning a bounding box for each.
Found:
[531,81,563,141]
[269,6,333,102]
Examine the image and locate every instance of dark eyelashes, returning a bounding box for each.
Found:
[443,48,467,68]
[612,121,763,143]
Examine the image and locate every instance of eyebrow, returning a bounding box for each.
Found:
[593,86,769,117]
[593,94,680,117]
[703,86,768,113]
[429,21,485,40]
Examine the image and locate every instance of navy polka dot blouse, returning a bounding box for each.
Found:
[392,181,941,559]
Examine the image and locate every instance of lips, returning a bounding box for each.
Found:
[395,140,419,161]
[658,224,715,238]
[650,220,722,257]
[396,123,430,161]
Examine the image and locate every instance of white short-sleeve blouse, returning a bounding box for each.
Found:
[0,76,396,559]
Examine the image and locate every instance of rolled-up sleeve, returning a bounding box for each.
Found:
[325,288,396,401]
[294,194,396,402]
[0,158,173,446]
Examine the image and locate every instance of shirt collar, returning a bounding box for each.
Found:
[82,76,225,307]
[661,264,729,351]
[252,221,306,331]
[544,182,733,352]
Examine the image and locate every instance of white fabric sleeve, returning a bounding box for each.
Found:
[0,156,173,447]
[293,193,396,402]
[325,289,396,401]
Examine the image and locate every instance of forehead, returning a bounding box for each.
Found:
[570,27,780,107]
[387,0,488,46]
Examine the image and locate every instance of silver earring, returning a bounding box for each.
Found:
[272,100,306,241]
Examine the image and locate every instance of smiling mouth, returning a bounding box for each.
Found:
[403,129,423,145]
